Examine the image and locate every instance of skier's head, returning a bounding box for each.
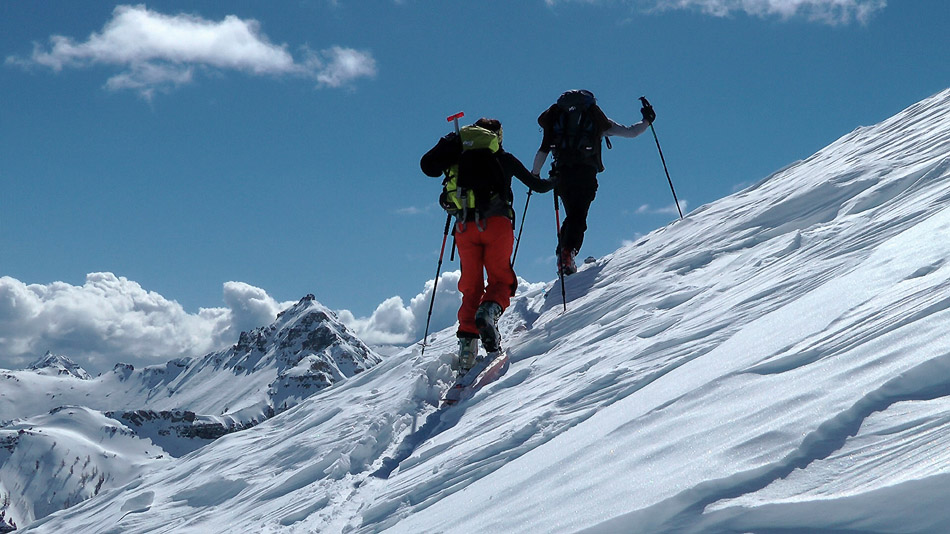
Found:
[474,117,503,147]
[563,89,595,99]
[557,89,596,108]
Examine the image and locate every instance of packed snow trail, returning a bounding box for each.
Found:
[21,89,950,534]
[372,348,511,479]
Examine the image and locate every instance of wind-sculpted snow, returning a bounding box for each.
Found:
[19,88,950,533]
[0,407,170,531]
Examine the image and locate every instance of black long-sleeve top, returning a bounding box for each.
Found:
[421,132,553,221]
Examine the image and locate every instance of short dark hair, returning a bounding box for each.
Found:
[474,117,501,132]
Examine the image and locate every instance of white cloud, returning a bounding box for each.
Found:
[7,5,376,98]
[0,273,293,373]
[338,270,462,345]
[394,205,436,216]
[217,281,295,345]
[314,46,377,88]
[337,271,545,347]
[0,268,544,373]
[651,0,886,24]
[547,0,885,24]
[634,200,688,215]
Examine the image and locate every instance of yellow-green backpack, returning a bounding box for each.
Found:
[439,125,504,216]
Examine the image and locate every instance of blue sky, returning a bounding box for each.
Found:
[1,1,948,368]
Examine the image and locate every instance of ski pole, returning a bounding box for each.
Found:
[511,189,532,268]
[445,113,464,260]
[554,193,567,313]
[421,214,452,357]
[420,111,465,356]
[639,96,683,220]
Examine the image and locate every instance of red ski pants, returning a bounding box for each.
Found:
[455,216,516,336]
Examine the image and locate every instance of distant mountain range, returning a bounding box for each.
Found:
[0,294,380,530]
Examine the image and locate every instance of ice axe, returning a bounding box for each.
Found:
[420,111,465,357]
[446,111,464,261]
[447,111,464,133]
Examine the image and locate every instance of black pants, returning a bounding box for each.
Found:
[554,164,598,254]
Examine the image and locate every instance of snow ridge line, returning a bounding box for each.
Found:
[577,352,950,534]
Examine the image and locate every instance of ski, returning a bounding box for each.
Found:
[442,349,510,407]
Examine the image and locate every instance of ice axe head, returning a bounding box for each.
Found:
[446,111,465,134]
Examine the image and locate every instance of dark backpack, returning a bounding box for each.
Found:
[549,90,604,170]
[439,125,507,216]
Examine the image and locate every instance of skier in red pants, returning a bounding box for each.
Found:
[421,118,553,374]
[455,215,515,338]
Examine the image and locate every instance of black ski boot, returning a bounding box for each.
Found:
[475,301,503,352]
[558,246,577,276]
[452,334,479,376]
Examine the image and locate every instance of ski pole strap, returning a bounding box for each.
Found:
[442,212,452,236]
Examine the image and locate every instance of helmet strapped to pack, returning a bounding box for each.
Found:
[474,117,503,147]
[439,124,506,223]
[549,89,604,170]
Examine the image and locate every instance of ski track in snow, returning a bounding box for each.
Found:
[13,89,950,534]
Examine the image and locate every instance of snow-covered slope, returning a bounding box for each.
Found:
[21,88,950,533]
[0,406,169,532]
[1,295,380,529]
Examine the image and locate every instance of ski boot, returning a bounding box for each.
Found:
[558,246,577,276]
[452,335,480,376]
[475,301,504,353]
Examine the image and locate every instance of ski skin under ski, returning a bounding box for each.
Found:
[442,350,510,407]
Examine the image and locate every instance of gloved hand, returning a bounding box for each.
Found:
[533,174,555,193]
[641,103,656,125]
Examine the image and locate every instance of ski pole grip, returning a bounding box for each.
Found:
[639,96,651,108]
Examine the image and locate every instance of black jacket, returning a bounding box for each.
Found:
[421,132,553,220]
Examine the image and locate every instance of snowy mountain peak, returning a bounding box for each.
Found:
[276,292,317,319]
[27,352,91,380]
[231,293,375,366]
[227,294,381,409]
